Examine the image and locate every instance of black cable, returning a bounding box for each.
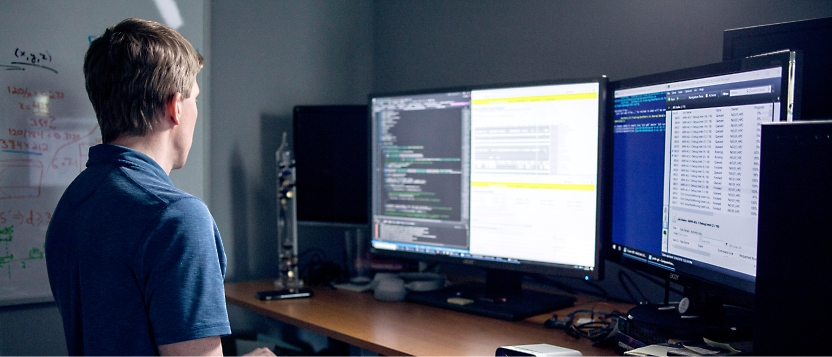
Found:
[618,270,644,304]
[618,276,638,304]
[556,308,624,344]
[582,280,611,300]
[623,269,650,302]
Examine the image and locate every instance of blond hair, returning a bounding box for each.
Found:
[84,18,204,143]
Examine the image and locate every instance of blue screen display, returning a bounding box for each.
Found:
[611,92,667,256]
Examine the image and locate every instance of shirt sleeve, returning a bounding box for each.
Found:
[139,197,231,346]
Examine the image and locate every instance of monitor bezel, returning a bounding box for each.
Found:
[606,51,802,307]
[722,17,831,60]
[723,17,828,121]
[368,76,610,282]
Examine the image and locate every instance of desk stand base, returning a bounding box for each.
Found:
[407,282,576,321]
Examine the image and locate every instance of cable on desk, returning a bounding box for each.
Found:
[544,304,625,347]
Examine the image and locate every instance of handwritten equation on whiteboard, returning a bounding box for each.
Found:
[0,48,58,74]
[1,45,101,298]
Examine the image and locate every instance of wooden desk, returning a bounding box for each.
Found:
[225,280,630,356]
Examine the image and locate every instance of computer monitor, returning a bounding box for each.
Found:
[293,105,369,224]
[724,17,829,120]
[608,51,800,338]
[369,77,609,320]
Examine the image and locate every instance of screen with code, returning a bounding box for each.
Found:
[371,80,604,272]
[372,91,471,249]
[611,67,783,293]
[368,79,608,321]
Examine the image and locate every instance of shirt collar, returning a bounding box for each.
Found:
[87,144,171,184]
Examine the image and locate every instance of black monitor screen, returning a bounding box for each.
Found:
[724,17,831,120]
[609,52,800,303]
[293,105,369,224]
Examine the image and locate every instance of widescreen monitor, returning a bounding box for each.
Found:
[608,51,800,332]
[369,77,609,320]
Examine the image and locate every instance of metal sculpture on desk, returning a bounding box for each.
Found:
[275,132,303,289]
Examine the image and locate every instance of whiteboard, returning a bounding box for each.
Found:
[0,0,205,306]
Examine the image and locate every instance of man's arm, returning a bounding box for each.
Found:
[158,336,223,356]
[159,337,276,356]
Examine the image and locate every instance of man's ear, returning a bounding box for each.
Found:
[166,92,182,125]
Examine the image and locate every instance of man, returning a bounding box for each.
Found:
[45,18,270,356]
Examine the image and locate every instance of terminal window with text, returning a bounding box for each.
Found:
[371,80,604,280]
[611,66,786,295]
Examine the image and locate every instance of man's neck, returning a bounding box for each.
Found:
[110,133,174,175]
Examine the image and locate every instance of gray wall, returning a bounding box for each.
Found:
[373,0,832,92]
[210,0,374,283]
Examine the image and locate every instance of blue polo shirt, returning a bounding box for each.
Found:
[45,144,231,356]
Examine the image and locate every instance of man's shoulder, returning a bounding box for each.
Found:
[85,143,191,204]
[115,162,197,205]
[59,162,198,217]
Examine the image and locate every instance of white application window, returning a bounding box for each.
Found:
[662,78,777,276]
[468,83,599,267]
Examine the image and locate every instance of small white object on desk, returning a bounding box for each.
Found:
[496,344,582,356]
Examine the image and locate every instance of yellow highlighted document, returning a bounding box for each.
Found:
[471,92,597,105]
[471,181,595,191]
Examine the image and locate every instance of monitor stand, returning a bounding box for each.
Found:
[406,269,576,321]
